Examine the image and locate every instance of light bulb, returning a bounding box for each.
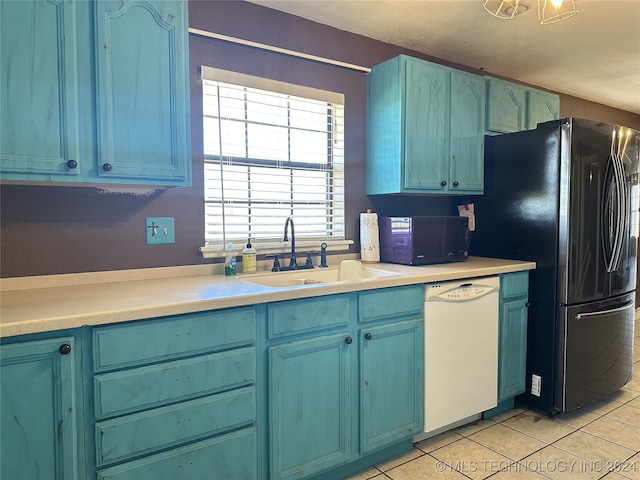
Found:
[550,0,564,8]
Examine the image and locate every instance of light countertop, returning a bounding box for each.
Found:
[0,257,535,338]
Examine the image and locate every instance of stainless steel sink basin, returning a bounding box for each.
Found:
[244,261,398,288]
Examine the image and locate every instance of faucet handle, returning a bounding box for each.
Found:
[304,252,317,267]
[266,253,280,272]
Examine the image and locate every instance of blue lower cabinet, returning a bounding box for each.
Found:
[92,307,259,479]
[269,333,356,479]
[267,286,424,479]
[96,427,257,480]
[485,272,529,417]
[360,320,424,454]
[0,336,81,480]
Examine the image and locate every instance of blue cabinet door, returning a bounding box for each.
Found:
[449,70,485,193]
[403,58,449,192]
[497,272,529,401]
[527,89,560,129]
[486,77,527,133]
[94,0,191,185]
[269,332,355,479]
[360,320,424,454]
[1,337,79,480]
[498,298,528,400]
[0,0,81,180]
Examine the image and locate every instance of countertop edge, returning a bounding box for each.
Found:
[0,257,536,338]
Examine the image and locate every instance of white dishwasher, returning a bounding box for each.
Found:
[417,276,500,439]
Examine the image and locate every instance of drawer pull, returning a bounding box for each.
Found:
[344,336,353,345]
[364,332,372,340]
[59,344,72,355]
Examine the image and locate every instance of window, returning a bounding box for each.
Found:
[200,67,347,256]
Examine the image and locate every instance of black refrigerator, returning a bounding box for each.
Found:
[472,118,638,416]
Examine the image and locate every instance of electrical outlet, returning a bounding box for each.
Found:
[146,217,175,245]
[531,374,542,397]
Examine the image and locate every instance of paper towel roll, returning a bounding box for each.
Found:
[360,210,380,263]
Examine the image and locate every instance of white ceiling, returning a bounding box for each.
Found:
[247,0,640,115]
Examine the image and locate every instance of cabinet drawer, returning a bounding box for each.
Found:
[501,271,529,299]
[96,386,255,466]
[359,285,424,323]
[97,426,257,480]
[94,347,255,418]
[267,294,354,339]
[93,307,256,371]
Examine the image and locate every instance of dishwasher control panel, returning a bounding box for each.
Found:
[425,276,500,302]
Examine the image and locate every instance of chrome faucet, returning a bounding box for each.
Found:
[283,217,297,269]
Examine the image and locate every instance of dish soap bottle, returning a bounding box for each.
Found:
[225,243,236,276]
[242,238,257,273]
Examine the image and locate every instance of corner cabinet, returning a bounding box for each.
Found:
[1,337,81,480]
[485,271,529,417]
[267,286,424,480]
[486,77,559,134]
[0,0,191,187]
[366,55,485,195]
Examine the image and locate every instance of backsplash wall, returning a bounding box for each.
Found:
[1,0,638,278]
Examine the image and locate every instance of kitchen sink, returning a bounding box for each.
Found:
[244,260,398,288]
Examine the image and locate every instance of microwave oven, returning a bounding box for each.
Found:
[379,216,470,265]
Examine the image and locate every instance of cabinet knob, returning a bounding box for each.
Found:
[344,336,353,345]
[364,332,372,340]
[58,344,72,355]
[440,181,447,187]
[102,163,112,172]
[453,181,459,187]
[66,160,78,169]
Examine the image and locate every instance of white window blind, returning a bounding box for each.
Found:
[202,68,345,250]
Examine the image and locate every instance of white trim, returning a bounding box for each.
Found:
[201,66,345,104]
[199,239,354,259]
[189,28,371,74]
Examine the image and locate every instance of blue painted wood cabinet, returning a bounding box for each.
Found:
[267,286,424,479]
[92,307,258,479]
[366,55,485,195]
[0,336,81,480]
[486,77,559,134]
[0,0,83,180]
[485,271,530,417]
[0,0,191,187]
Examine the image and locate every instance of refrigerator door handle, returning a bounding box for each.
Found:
[574,300,634,320]
[602,153,628,273]
[610,153,628,271]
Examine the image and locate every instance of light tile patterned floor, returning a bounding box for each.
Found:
[347,310,640,480]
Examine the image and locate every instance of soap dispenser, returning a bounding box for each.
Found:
[225,243,236,276]
[242,239,257,273]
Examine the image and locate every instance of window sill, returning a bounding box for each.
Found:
[199,239,354,259]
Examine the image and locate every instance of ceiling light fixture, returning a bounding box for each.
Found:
[483,0,578,24]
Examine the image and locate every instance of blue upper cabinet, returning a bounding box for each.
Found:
[0,0,82,180]
[366,55,485,195]
[449,70,485,193]
[486,77,559,134]
[94,1,190,185]
[486,77,527,134]
[527,89,560,130]
[0,0,191,187]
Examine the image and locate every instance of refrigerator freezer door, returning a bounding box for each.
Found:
[555,293,635,412]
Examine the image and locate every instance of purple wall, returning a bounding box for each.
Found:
[1,0,638,278]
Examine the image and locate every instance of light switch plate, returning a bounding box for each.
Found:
[146,217,175,245]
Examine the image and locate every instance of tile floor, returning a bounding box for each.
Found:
[348,311,640,480]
